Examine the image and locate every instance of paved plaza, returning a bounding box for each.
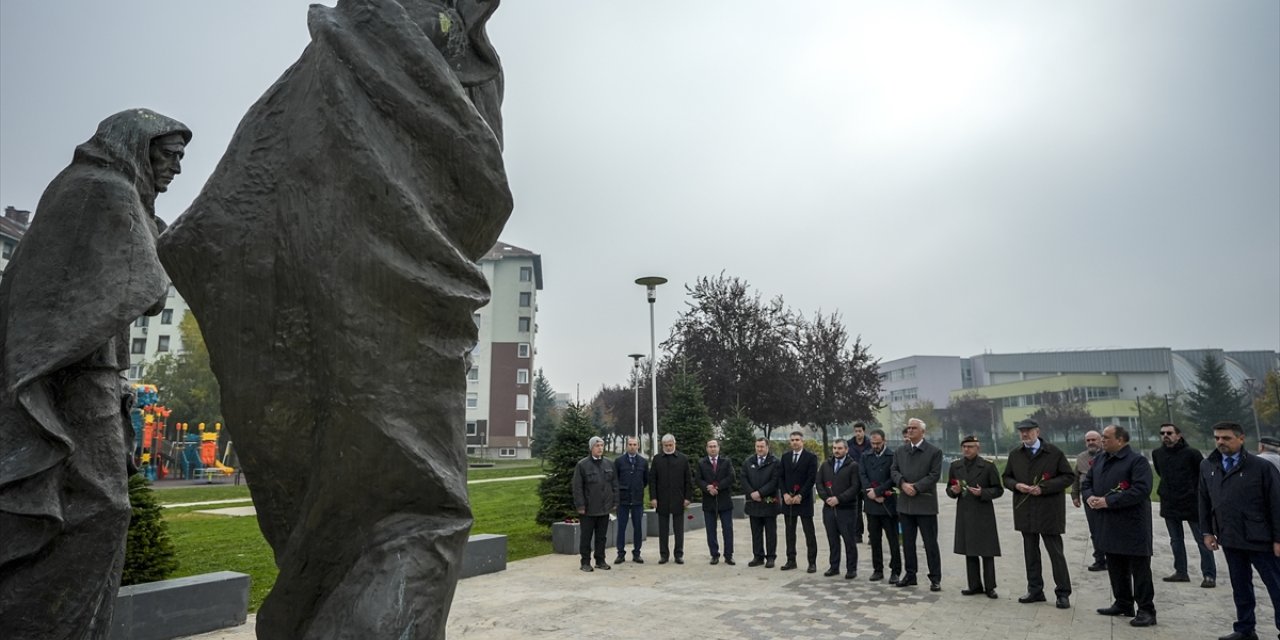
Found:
[190,492,1273,640]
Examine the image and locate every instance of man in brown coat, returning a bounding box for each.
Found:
[1002,419,1076,609]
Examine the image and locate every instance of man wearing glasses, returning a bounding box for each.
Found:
[890,418,944,591]
[1152,423,1217,588]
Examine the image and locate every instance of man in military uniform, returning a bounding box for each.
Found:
[947,435,1003,598]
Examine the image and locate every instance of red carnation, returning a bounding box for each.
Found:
[793,484,800,492]
[950,479,959,486]
[1118,481,1130,490]
[871,481,880,489]
[1042,471,1051,481]
[825,481,833,488]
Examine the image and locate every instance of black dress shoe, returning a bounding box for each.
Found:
[1201,577,1216,588]
[961,588,984,596]
[807,564,817,574]
[1018,592,1046,604]
[824,568,840,577]
[632,555,645,564]
[658,557,669,565]
[748,558,764,567]
[1162,573,1190,582]
[1087,562,1107,572]
[929,582,941,592]
[869,571,884,582]
[765,559,776,568]
[845,571,856,580]
[710,557,719,565]
[1130,611,1157,627]
[986,590,998,599]
[615,554,626,564]
[1056,595,1070,609]
[1217,632,1259,640]
[1096,605,1135,617]
[595,562,611,570]
[893,578,918,588]
[580,564,593,572]
[780,561,797,571]
[724,557,736,566]
[888,572,900,584]
[674,558,684,565]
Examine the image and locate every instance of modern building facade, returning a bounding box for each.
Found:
[127,285,191,380]
[466,242,543,459]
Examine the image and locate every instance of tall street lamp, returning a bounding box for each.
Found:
[1244,377,1261,442]
[635,276,667,457]
[628,353,645,443]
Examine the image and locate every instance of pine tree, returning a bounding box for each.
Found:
[719,405,757,492]
[121,474,178,585]
[536,404,598,526]
[530,369,559,458]
[662,365,714,485]
[1187,353,1249,438]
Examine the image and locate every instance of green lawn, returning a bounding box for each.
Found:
[162,476,548,612]
[467,463,544,481]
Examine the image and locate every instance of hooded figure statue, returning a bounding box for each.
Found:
[159,1,511,638]
[0,108,191,639]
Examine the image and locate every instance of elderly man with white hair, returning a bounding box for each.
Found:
[890,418,944,591]
[649,434,694,564]
[573,436,618,572]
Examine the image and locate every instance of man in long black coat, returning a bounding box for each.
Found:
[1003,419,1075,608]
[1198,421,1280,640]
[1152,422,1216,587]
[742,438,780,567]
[697,439,735,565]
[780,430,819,572]
[817,439,861,578]
[860,429,902,583]
[649,434,693,564]
[1083,425,1157,627]
[947,435,1003,598]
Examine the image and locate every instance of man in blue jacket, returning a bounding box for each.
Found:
[1198,422,1280,640]
[614,436,648,564]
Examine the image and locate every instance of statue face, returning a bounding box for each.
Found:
[149,133,187,193]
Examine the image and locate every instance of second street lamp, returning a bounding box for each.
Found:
[628,353,645,444]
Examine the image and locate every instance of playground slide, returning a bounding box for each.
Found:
[211,461,236,476]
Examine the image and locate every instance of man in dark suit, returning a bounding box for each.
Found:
[1152,422,1216,587]
[649,434,693,564]
[890,418,943,591]
[1082,425,1157,627]
[1002,418,1075,609]
[742,437,780,568]
[572,436,618,572]
[817,438,861,578]
[1198,421,1280,640]
[860,429,901,583]
[780,430,819,572]
[848,422,873,542]
[614,436,648,564]
[947,435,1003,598]
[697,439,736,565]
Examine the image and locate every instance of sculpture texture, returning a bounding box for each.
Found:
[0,108,190,638]
[158,1,511,638]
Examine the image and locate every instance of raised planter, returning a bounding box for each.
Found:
[109,571,249,640]
[645,508,705,536]
[551,514,648,555]
[461,533,507,578]
[731,495,746,519]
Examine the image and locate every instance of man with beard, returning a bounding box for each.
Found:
[947,435,1003,599]
[0,109,190,638]
[743,437,780,568]
[817,438,861,578]
[1003,419,1075,609]
[1084,425,1157,627]
[860,429,902,583]
[847,422,872,542]
[649,434,693,564]
[1152,423,1216,588]
[1072,430,1107,572]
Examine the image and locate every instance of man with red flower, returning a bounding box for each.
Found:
[1002,418,1075,609]
[817,439,862,578]
[1081,424,1157,627]
[947,435,1004,599]
[780,431,819,572]
[891,418,944,591]
[860,429,902,583]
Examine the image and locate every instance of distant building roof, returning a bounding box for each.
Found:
[481,241,543,289]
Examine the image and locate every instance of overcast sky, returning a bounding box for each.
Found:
[2,1,1277,399]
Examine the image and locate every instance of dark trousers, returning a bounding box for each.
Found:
[966,556,997,591]
[749,515,778,560]
[1223,546,1280,634]
[1083,505,1106,566]
[656,511,684,559]
[1164,517,1216,579]
[615,503,644,555]
[1105,552,1155,614]
[866,513,902,574]
[1022,532,1071,596]
[784,512,818,564]
[579,514,609,564]
[851,495,864,539]
[899,513,941,582]
[705,508,734,559]
[822,507,858,571]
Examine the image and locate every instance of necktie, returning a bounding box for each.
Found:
[711,458,718,472]
[794,453,799,464]
[1224,455,1236,472]
[835,459,842,473]
[758,457,764,466]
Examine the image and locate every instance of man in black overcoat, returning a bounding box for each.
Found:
[817,438,861,578]
[1152,422,1216,587]
[860,429,901,583]
[947,435,1003,598]
[649,434,693,564]
[780,430,819,572]
[742,437,780,568]
[1002,418,1075,608]
[1082,425,1157,627]
[697,439,736,565]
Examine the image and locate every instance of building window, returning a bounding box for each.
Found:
[516,394,529,410]
[466,421,478,436]
[167,285,175,298]
[498,448,517,458]
[135,316,149,328]
[517,343,530,358]
[468,367,479,382]
[518,317,531,332]
[466,393,478,409]
[128,365,140,379]
[157,336,171,352]
[515,420,528,437]
[519,267,532,282]
[131,338,147,354]
[2,240,13,259]
[472,313,481,328]
[519,292,531,307]
[161,309,173,324]
[516,369,529,384]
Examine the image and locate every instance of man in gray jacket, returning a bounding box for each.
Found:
[890,418,943,591]
[572,436,618,572]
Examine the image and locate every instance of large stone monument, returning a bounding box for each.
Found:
[158,1,511,638]
[0,109,191,638]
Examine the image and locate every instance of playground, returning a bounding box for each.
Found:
[130,383,238,486]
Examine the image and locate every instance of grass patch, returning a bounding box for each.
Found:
[154,484,252,505]
[470,478,550,560]
[468,464,544,481]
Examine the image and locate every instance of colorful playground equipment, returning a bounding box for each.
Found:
[130,383,236,481]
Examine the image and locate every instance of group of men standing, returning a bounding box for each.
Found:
[572,418,1280,640]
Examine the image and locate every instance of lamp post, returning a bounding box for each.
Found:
[1164,393,1174,423]
[628,353,645,443]
[1244,377,1261,442]
[635,276,667,457]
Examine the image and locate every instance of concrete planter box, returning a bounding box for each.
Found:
[645,508,705,536]
[461,534,507,578]
[109,571,249,640]
[551,514,646,555]
[732,495,746,519]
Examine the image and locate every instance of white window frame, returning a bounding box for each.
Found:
[515,420,528,437]
[517,343,530,358]
[466,393,479,409]
[498,448,517,458]
[516,394,529,410]
[516,369,529,384]
[466,421,478,436]
[468,367,479,382]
